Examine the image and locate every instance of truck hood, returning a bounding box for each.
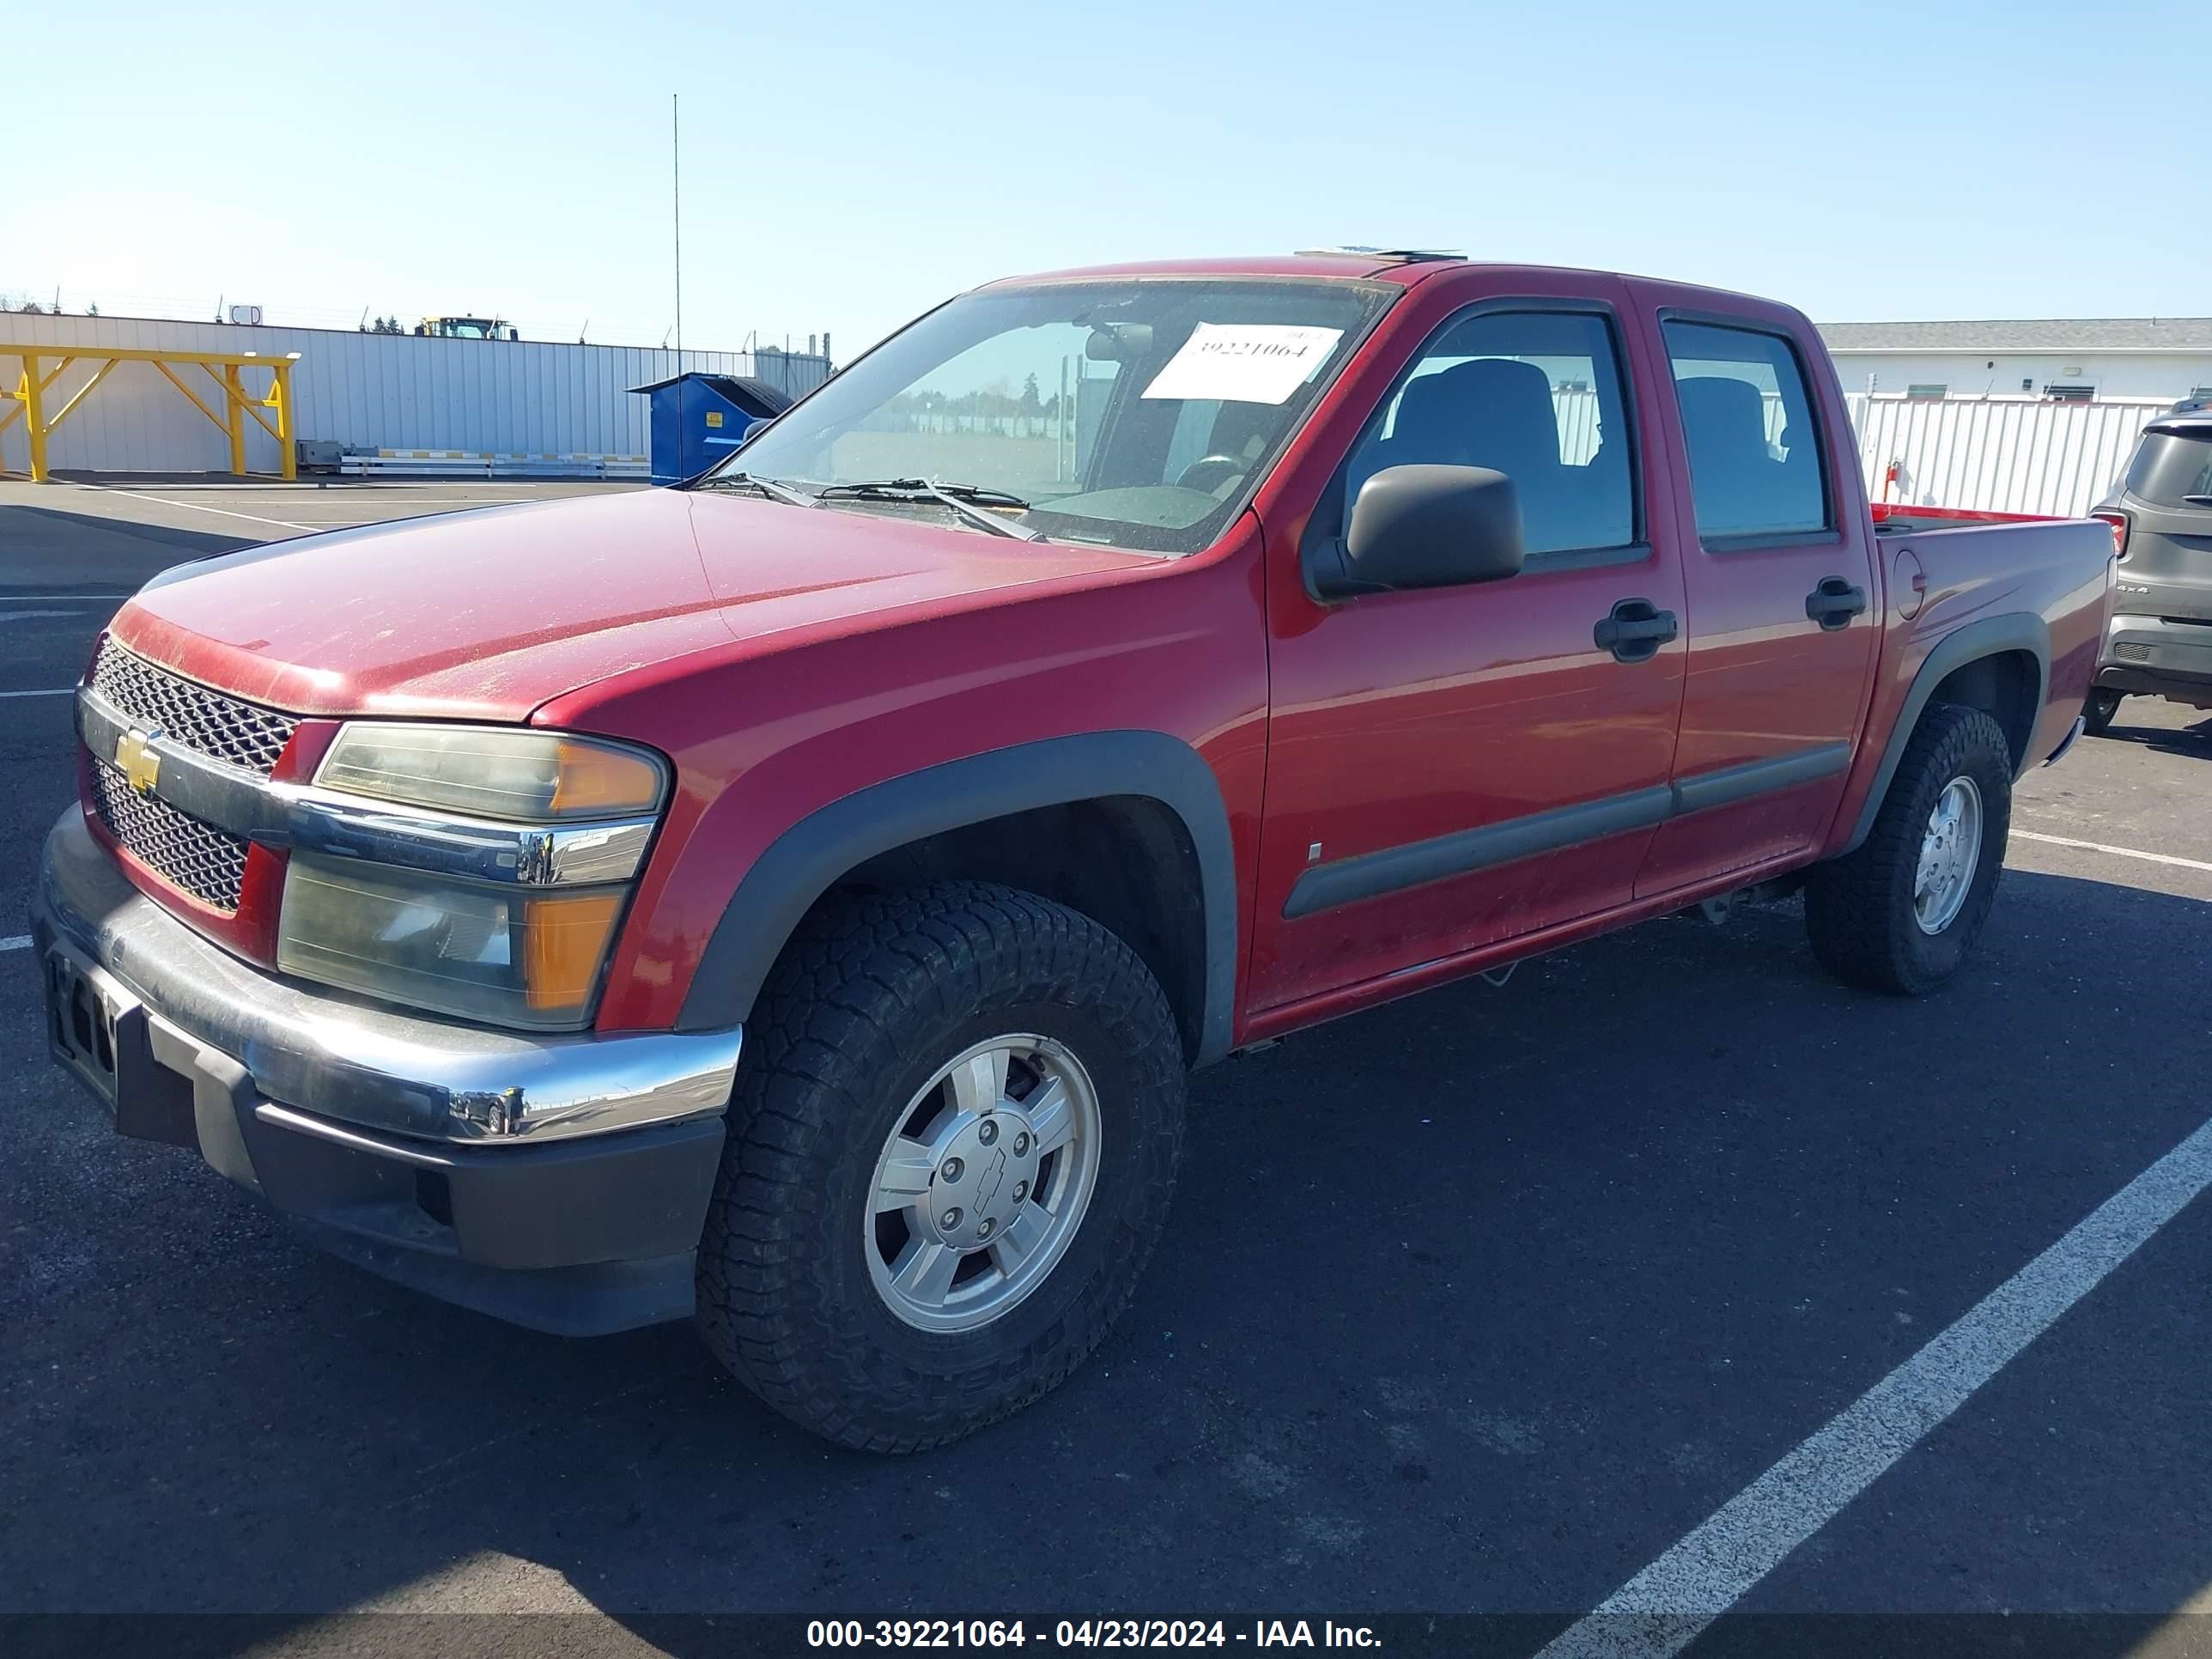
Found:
[107,488,1152,721]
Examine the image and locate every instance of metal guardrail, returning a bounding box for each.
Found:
[337,450,650,479]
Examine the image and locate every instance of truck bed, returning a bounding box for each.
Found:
[1842,512,2114,837]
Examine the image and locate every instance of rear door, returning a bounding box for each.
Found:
[1626,300,1881,896]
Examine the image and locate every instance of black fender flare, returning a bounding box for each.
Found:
[675,731,1240,1065]
[1842,613,2050,854]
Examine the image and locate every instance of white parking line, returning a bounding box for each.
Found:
[71,484,311,531]
[0,688,76,699]
[0,935,30,952]
[2013,829,2212,877]
[0,610,85,623]
[1536,1111,2212,1659]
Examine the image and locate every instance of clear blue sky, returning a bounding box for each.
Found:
[12,0,2208,357]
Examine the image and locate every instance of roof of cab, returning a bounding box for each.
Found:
[981,252,1461,287]
[975,254,1810,332]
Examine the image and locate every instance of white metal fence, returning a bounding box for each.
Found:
[1554,390,2151,520]
[1844,393,2165,518]
[1,313,830,478]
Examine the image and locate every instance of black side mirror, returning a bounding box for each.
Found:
[1308,465,1526,600]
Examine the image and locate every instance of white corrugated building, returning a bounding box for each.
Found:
[1,313,830,477]
[1815,318,2212,405]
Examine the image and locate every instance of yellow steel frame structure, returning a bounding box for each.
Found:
[1,344,300,483]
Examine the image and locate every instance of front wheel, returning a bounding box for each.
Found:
[2081,688,2124,737]
[1805,704,2013,995]
[696,882,1186,1452]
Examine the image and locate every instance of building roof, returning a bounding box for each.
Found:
[1818,318,2212,354]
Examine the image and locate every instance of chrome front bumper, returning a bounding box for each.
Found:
[30,805,738,1332]
[32,805,742,1146]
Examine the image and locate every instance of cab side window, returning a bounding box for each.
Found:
[1344,310,1638,556]
[1662,320,1830,541]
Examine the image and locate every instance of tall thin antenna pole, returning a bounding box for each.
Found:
[668,90,685,483]
[672,93,684,364]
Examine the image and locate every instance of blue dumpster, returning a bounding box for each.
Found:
[628,373,795,483]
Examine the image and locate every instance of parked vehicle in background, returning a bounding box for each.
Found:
[2084,402,2212,734]
[415,315,519,341]
[33,252,2113,1453]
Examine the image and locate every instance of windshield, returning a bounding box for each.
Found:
[712,277,1394,553]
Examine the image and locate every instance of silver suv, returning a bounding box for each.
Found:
[2087,401,2212,734]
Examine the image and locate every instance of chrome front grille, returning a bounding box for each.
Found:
[88,763,249,912]
[87,639,297,776]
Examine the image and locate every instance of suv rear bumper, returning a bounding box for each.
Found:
[29,805,738,1334]
[2097,611,2212,702]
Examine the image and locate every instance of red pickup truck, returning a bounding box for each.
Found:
[33,252,2113,1451]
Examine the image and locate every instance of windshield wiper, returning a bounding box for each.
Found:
[815,478,1046,543]
[691,471,823,509]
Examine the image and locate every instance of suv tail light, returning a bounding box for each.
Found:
[2092,510,2130,559]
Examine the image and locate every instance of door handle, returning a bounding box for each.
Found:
[1805,576,1868,630]
[1593,598,1679,664]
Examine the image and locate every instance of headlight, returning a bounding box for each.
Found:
[316,723,665,821]
[274,722,669,1030]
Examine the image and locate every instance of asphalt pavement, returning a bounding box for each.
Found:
[3,479,2210,1655]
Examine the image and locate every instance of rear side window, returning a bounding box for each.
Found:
[1344,309,1637,556]
[1662,320,1830,541]
[2124,429,2212,508]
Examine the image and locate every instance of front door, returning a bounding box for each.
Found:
[1250,280,1687,1015]
[1626,301,1881,897]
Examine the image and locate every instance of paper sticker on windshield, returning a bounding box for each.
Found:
[1141,324,1346,405]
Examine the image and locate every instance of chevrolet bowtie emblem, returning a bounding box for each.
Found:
[114,726,164,797]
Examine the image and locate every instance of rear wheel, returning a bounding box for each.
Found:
[2081,688,2124,736]
[1805,704,2012,995]
[696,881,1186,1452]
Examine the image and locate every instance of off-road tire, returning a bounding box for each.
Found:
[1805,703,2013,995]
[2081,689,2124,737]
[696,881,1186,1452]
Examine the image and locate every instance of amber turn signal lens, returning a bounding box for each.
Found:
[523,890,626,1012]
[547,739,665,817]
